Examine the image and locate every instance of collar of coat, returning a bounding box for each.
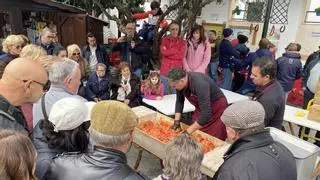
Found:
[223,129,274,160]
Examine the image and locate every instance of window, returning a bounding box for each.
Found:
[305,0,320,23]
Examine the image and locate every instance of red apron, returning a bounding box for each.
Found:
[185,93,228,141]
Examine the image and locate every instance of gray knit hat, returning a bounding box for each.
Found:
[221,100,265,129]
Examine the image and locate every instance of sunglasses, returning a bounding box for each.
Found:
[72,53,81,56]
[14,45,23,49]
[23,80,51,91]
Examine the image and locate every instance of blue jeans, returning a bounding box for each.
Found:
[133,68,142,79]
[236,81,256,95]
[160,75,176,95]
[220,68,232,90]
[209,61,219,83]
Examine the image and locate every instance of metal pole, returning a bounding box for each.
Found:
[262,0,274,38]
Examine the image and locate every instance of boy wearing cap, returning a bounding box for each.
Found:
[219,28,241,90]
[213,100,296,180]
[44,100,149,180]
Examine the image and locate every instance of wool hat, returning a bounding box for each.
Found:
[49,97,95,132]
[223,28,233,38]
[237,34,248,44]
[221,100,265,129]
[90,100,138,136]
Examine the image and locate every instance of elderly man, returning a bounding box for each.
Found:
[34,27,55,55]
[0,58,49,132]
[44,100,149,180]
[113,21,149,78]
[85,63,110,102]
[213,100,297,180]
[251,57,285,129]
[82,33,109,72]
[32,58,86,127]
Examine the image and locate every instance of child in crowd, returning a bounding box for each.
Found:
[141,70,164,100]
[133,1,167,42]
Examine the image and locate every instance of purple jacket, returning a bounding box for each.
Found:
[183,40,211,73]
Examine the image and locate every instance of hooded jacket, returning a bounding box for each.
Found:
[276,52,302,92]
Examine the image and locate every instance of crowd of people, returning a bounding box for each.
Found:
[0,1,319,178]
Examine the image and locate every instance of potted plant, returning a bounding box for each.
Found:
[232,6,241,15]
[315,7,320,16]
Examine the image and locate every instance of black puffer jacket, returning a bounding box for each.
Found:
[213,129,297,180]
[44,146,149,180]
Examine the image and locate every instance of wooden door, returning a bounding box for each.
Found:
[57,13,86,47]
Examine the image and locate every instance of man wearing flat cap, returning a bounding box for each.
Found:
[213,100,296,180]
[44,100,149,180]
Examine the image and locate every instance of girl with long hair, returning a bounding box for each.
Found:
[141,70,164,100]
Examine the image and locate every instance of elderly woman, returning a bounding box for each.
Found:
[154,133,204,180]
[0,34,24,62]
[110,61,141,107]
[33,97,94,180]
[67,44,88,79]
[0,129,38,180]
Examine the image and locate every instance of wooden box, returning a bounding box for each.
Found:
[132,106,230,177]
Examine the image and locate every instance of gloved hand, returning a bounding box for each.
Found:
[171,120,182,131]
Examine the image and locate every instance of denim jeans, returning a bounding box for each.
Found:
[208,61,219,83]
[160,75,176,95]
[236,81,256,95]
[220,68,232,90]
[133,68,142,79]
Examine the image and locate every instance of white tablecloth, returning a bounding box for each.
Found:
[142,89,249,116]
[220,89,249,104]
[284,105,320,131]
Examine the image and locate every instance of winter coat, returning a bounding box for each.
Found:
[32,121,64,180]
[276,52,302,92]
[242,48,273,84]
[183,40,211,73]
[219,39,240,69]
[82,44,109,68]
[110,73,141,108]
[33,37,55,55]
[0,53,17,62]
[213,129,297,180]
[44,146,149,180]
[85,73,110,101]
[112,35,150,71]
[302,51,320,89]
[233,43,250,60]
[160,36,186,76]
[0,95,27,133]
[252,80,285,129]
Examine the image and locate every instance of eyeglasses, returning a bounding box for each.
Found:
[14,45,22,49]
[23,80,51,92]
[72,53,81,56]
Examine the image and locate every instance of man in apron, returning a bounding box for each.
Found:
[167,67,227,140]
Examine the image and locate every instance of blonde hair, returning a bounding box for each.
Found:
[20,44,47,60]
[0,130,37,180]
[2,35,24,53]
[67,44,82,58]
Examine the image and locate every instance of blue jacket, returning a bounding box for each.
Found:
[302,51,320,89]
[33,37,55,55]
[85,73,110,101]
[82,44,109,68]
[276,52,302,92]
[242,48,273,84]
[0,53,17,62]
[219,39,240,69]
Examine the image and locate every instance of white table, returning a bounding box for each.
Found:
[142,89,249,116]
[284,105,320,132]
[142,94,195,115]
[221,89,249,104]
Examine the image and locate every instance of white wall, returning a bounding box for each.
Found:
[273,0,305,58]
[199,1,230,24]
